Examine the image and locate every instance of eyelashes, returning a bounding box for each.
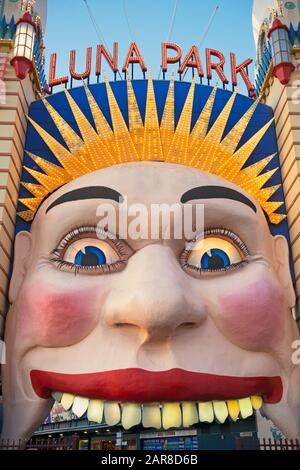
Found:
[50,225,250,277]
[180,228,250,276]
[187,227,250,256]
[50,225,132,275]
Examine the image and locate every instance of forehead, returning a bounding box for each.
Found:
[29,162,273,250]
[40,161,259,208]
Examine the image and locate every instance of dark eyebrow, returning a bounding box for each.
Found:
[46,186,124,214]
[181,186,257,213]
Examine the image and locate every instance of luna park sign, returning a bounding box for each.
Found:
[48,41,255,96]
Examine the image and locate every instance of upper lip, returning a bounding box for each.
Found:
[31,368,283,404]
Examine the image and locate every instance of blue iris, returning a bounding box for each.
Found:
[74,246,107,267]
[201,248,230,270]
[285,1,295,8]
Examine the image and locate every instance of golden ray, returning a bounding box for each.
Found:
[127,76,143,154]
[26,152,69,180]
[105,76,138,161]
[23,166,61,192]
[240,168,278,194]
[195,91,237,172]
[218,119,275,179]
[63,89,98,144]
[82,81,118,162]
[17,210,35,222]
[242,154,276,178]
[63,89,108,171]
[27,116,73,166]
[167,79,195,164]
[221,98,260,154]
[21,182,49,198]
[39,94,83,154]
[233,118,275,165]
[206,90,237,144]
[81,81,114,141]
[259,184,281,201]
[191,82,218,141]
[19,197,44,212]
[269,213,286,224]
[142,71,164,161]
[160,73,175,153]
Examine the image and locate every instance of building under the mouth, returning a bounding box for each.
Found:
[0,0,299,450]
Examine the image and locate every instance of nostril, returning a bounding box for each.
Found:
[115,322,138,329]
[177,322,198,329]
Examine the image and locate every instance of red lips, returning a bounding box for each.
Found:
[30,368,283,404]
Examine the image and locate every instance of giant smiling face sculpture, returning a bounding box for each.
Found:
[1,78,300,441]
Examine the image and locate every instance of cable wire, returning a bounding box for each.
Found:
[182,4,219,80]
[123,0,136,42]
[158,0,179,79]
[82,0,122,79]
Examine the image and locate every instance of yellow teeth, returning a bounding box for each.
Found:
[52,393,263,428]
[213,401,229,424]
[60,393,75,411]
[142,404,162,429]
[227,400,240,422]
[251,395,263,411]
[122,403,142,430]
[239,397,254,419]
[87,400,104,423]
[72,396,89,418]
[198,402,214,423]
[104,402,121,426]
[162,403,182,430]
[182,402,198,427]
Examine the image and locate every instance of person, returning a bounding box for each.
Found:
[1,77,299,442]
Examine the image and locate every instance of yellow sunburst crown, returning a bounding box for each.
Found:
[19,73,285,224]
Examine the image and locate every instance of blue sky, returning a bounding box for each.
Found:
[44,0,256,93]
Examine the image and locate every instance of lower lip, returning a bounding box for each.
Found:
[30,368,282,404]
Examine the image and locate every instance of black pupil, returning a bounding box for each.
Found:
[81,252,99,267]
[207,255,225,270]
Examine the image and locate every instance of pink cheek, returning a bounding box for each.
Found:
[18,284,99,347]
[215,278,286,351]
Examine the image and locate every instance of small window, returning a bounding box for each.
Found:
[273,41,281,54]
[281,51,290,62]
[279,29,287,40]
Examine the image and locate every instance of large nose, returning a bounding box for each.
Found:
[102,244,207,342]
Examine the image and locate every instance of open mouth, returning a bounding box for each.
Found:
[31,368,283,430]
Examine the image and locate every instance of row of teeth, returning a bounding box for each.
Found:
[51,392,263,430]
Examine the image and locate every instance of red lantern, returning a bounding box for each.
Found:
[10,12,37,80]
[268,19,295,85]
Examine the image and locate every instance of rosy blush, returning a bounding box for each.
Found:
[215,275,286,351]
[17,282,100,347]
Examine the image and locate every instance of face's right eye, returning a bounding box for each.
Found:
[51,226,133,274]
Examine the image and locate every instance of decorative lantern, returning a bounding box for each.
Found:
[267,18,295,85]
[10,12,36,80]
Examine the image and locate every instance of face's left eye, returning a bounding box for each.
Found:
[64,239,120,267]
[184,235,246,274]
